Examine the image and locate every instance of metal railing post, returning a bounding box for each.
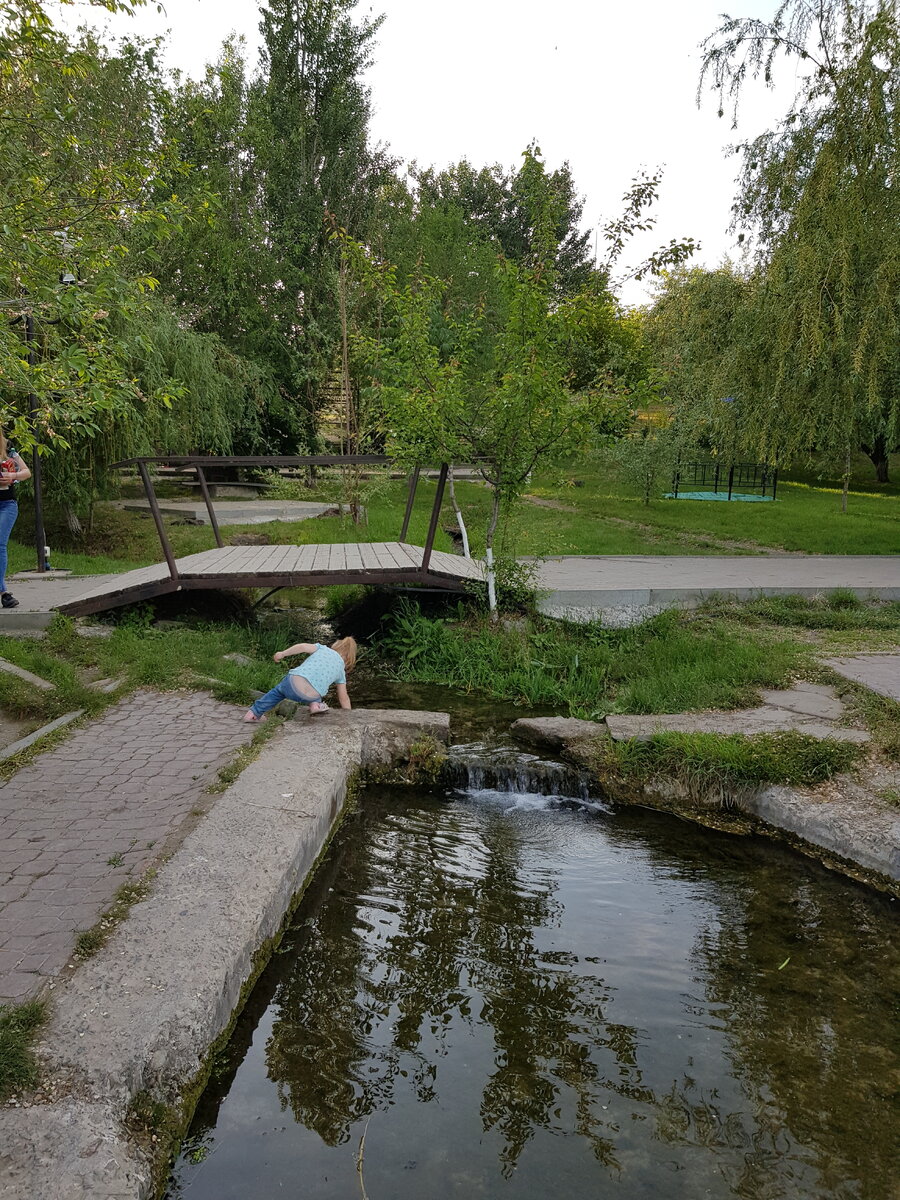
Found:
[137,461,179,582]
[420,463,448,573]
[727,464,735,501]
[399,466,420,542]
[195,465,223,548]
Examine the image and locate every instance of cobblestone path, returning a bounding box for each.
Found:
[0,690,254,1002]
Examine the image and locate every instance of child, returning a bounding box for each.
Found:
[243,637,357,722]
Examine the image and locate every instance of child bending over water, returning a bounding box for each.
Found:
[243,636,357,723]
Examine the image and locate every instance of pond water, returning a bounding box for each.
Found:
[166,781,899,1200]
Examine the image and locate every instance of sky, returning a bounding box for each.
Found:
[68,0,795,305]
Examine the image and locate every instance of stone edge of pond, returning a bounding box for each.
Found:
[0,708,450,1200]
[512,717,900,896]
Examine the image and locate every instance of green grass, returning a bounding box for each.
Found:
[699,593,900,632]
[0,1000,47,1102]
[591,730,864,796]
[503,450,900,557]
[378,604,808,720]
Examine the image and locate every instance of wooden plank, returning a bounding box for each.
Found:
[330,542,346,574]
[309,543,331,573]
[377,543,409,573]
[427,549,483,580]
[358,543,387,572]
[343,543,364,572]
[271,545,297,575]
[292,544,318,573]
[394,542,424,568]
[193,545,245,575]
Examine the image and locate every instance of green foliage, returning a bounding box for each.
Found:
[0,1000,47,1102]
[378,604,805,720]
[697,1,900,482]
[0,6,192,459]
[594,730,864,794]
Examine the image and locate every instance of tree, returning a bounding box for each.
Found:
[699,0,900,486]
[256,0,392,448]
[348,149,631,614]
[415,152,595,298]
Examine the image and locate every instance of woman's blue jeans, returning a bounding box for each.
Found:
[0,501,18,593]
[250,674,321,717]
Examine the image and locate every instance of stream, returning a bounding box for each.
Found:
[165,758,899,1200]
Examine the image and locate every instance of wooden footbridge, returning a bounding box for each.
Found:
[60,456,483,617]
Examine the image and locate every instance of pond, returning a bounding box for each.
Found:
[166,778,899,1200]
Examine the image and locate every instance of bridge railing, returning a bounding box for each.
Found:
[110,454,451,583]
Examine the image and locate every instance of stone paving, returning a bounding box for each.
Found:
[821,653,900,704]
[0,690,254,1003]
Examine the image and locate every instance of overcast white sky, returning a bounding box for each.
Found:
[68,0,795,305]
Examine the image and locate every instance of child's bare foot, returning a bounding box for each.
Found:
[308,701,329,715]
[243,711,264,723]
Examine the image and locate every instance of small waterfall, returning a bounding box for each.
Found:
[444,743,608,812]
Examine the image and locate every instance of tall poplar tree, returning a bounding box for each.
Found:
[258,0,390,447]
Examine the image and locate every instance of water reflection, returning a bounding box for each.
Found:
[169,789,900,1200]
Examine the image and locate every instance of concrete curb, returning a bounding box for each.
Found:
[0,708,449,1200]
[0,710,86,762]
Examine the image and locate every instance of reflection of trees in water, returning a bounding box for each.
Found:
[264,794,647,1171]
[263,796,899,1195]
[675,852,900,1200]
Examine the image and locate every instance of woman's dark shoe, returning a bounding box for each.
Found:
[1,592,19,608]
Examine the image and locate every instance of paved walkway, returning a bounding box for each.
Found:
[107,498,342,526]
[0,690,254,1002]
[529,554,900,624]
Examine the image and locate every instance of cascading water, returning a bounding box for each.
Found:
[443,741,611,813]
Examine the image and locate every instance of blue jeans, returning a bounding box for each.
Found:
[0,501,18,593]
[250,674,322,717]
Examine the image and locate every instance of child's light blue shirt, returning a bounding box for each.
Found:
[289,644,346,696]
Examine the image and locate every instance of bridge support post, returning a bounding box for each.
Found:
[138,461,179,582]
[420,463,448,573]
[195,465,224,548]
[399,466,420,542]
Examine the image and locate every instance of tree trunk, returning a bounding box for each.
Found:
[861,433,890,483]
[840,448,851,514]
[447,467,471,559]
[485,485,502,618]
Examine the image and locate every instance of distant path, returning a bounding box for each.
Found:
[527,554,900,625]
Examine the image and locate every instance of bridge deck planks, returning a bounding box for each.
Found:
[58,541,483,617]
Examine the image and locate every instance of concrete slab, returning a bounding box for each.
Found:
[111,499,342,526]
[529,555,900,625]
[0,709,85,761]
[821,654,900,704]
[605,686,868,744]
[0,657,54,691]
[0,708,450,1200]
[1,574,122,630]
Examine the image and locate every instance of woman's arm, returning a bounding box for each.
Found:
[12,454,30,483]
[273,642,317,662]
[335,683,351,710]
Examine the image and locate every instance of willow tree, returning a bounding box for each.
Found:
[700,0,900,488]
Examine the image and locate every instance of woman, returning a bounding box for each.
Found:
[0,429,31,609]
